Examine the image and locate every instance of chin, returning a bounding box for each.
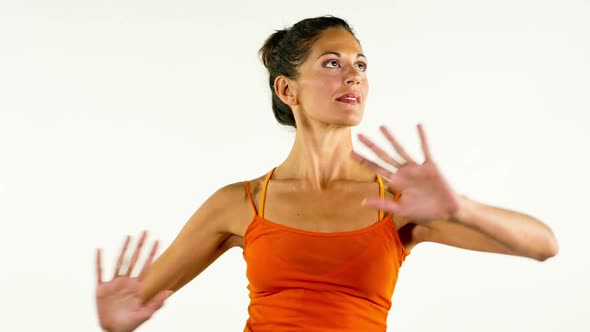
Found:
[332,114,364,127]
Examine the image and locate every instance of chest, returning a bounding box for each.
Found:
[260,185,390,233]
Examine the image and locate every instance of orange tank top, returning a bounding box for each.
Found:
[242,168,410,332]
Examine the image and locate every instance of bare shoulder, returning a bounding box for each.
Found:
[206,174,268,237]
[138,175,271,301]
[204,181,253,235]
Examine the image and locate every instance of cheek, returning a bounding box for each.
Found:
[303,78,339,103]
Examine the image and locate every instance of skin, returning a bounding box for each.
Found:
[95,27,559,332]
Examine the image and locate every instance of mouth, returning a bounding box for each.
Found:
[336,93,361,104]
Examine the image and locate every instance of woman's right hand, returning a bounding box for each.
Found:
[96,231,173,332]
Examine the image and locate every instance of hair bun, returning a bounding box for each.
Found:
[259,29,288,72]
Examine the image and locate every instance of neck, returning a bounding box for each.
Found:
[277,124,373,190]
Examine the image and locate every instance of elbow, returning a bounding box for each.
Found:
[534,231,559,262]
[541,239,560,262]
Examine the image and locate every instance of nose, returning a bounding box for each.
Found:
[345,66,362,85]
[346,77,361,85]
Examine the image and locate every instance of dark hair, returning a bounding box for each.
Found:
[259,16,356,128]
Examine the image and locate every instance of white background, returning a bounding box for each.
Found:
[1,0,588,331]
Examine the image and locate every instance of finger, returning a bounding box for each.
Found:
[417,123,432,161]
[362,197,400,214]
[351,151,394,179]
[379,125,417,164]
[114,235,131,278]
[96,248,103,285]
[125,231,148,277]
[138,240,159,281]
[357,134,405,168]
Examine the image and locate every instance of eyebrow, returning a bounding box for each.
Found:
[316,51,366,60]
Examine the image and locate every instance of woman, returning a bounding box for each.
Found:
[95,16,558,332]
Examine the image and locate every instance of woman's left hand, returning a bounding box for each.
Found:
[352,123,463,224]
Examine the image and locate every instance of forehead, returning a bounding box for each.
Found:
[309,27,363,57]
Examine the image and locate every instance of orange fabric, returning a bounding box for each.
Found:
[242,169,409,332]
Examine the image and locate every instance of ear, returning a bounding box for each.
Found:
[273,75,298,106]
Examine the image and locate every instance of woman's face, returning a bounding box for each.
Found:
[293,27,369,128]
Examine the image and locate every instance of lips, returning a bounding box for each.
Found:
[336,93,361,104]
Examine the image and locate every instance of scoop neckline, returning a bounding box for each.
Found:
[248,213,393,237]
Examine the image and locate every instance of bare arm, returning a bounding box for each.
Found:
[354,124,559,262]
[410,195,559,261]
[139,182,247,303]
[95,182,248,332]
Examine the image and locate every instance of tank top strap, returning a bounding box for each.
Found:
[393,191,401,202]
[243,181,258,216]
[259,167,276,218]
[377,175,403,216]
[376,175,385,220]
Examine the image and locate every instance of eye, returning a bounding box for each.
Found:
[324,59,340,68]
[356,62,367,72]
[323,59,367,71]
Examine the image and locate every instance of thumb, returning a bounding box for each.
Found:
[146,290,174,313]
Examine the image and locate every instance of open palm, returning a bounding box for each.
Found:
[352,124,462,223]
[96,232,172,332]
